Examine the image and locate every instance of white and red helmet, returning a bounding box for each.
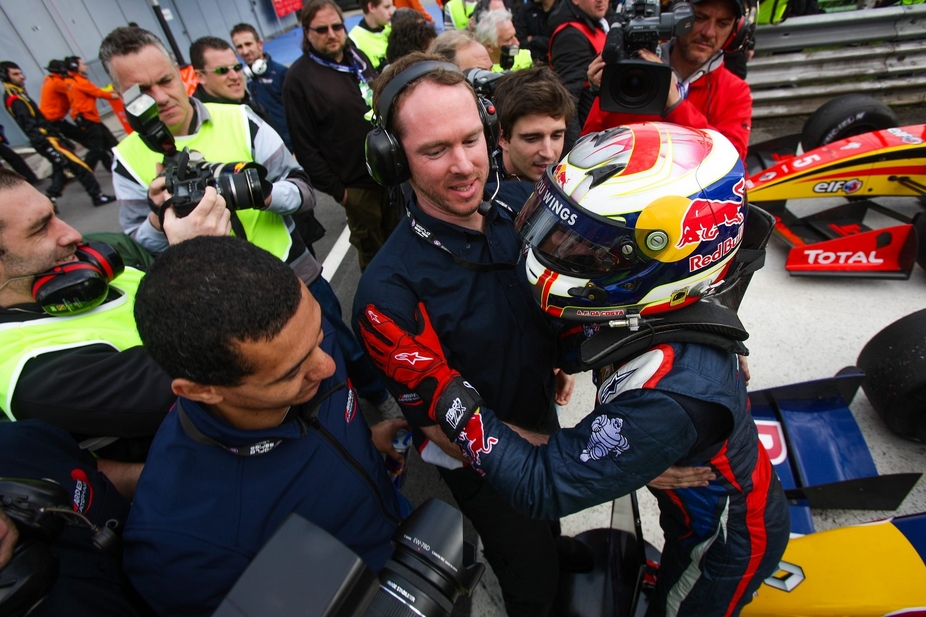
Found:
[516,122,747,322]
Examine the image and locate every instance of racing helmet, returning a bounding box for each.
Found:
[516,122,747,322]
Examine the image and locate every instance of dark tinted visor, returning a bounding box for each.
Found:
[515,172,652,277]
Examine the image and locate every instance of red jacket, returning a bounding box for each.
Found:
[582,62,752,161]
[67,73,114,123]
[39,74,71,122]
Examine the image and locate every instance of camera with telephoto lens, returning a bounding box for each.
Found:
[213,498,485,617]
[599,0,694,115]
[122,84,268,219]
[464,67,507,99]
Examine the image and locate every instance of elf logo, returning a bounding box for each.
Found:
[812,179,862,194]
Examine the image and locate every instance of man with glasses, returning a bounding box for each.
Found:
[190,36,265,120]
[283,0,398,271]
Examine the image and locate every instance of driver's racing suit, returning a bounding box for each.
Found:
[455,341,789,617]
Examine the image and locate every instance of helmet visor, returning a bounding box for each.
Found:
[516,172,649,278]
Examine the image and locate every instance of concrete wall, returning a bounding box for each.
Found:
[1,0,297,146]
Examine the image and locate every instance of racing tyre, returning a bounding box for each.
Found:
[857,309,926,442]
[801,94,899,151]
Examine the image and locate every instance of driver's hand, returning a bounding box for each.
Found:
[587,53,605,90]
[636,49,679,109]
[163,186,232,245]
[0,509,18,569]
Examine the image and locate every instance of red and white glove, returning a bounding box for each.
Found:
[358,303,482,438]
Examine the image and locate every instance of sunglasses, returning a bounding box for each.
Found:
[207,63,244,75]
[308,23,345,34]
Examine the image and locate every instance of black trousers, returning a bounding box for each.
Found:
[438,465,560,617]
[50,118,91,148]
[35,135,102,198]
[0,140,38,183]
[76,115,117,172]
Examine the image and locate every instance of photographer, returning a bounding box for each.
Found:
[583,0,753,160]
[99,27,313,261]
[474,9,533,71]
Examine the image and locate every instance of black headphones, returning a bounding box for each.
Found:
[723,0,757,52]
[63,56,80,73]
[365,60,499,187]
[31,242,125,316]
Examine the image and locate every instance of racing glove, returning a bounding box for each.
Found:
[358,303,483,439]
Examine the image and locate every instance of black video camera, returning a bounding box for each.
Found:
[122,85,268,220]
[213,498,484,617]
[599,0,694,114]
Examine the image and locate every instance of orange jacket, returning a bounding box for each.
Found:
[394,0,433,21]
[39,75,71,122]
[67,73,115,123]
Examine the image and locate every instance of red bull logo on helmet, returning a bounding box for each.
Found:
[676,178,746,249]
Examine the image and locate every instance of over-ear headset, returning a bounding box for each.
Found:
[242,57,268,78]
[31,242,125,315]
[722,0,757,53]
[365,60,499,187]
[63,56,80,73]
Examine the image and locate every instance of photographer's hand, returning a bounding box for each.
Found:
[147,163,171,232]
[637,49,680,109]
[163,186,232,245]
[0,509,18,569]
[587,53,605,90]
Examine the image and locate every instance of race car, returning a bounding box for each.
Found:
[745,94,926,278]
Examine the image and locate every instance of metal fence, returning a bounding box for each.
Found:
[748,3,926,117]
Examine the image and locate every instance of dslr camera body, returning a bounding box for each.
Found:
[599,0,694,114]
[122,84,268,221]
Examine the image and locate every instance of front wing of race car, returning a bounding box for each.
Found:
[745,125,926,278]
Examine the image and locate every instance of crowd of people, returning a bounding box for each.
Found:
[0,0,789,615]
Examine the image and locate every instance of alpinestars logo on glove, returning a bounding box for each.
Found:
[394,351,433,366]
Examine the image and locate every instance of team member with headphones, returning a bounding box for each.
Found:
[582,0,756,160]
[353,53,583,617]
[231,23,293,151]
[0,167,174,457]
[63,55,121,172]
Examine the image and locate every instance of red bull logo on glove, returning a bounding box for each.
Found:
[676,178,746,249]
[458,411,498,468]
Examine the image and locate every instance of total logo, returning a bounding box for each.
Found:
[812,178,862,194]
[804,249,884,265]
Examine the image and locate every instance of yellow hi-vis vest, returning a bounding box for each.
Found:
[492,48,534,72]
[113,103,292,260]
[349,23,392,69]
[0,267,145,418]
[446,0,477,30]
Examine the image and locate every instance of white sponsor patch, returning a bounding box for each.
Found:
[445,398,467,429]
[597,347,669,404]
[580,415,630,462]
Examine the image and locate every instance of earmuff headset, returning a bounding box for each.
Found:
[31,242,125,315]
[722,0,757,53]
[242,57,268,78]
[63,56,80,73]
[365,60,499,187]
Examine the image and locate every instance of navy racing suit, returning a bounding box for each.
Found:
[453,342,789,617]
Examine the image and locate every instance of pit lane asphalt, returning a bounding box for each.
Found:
[49,97,926,617]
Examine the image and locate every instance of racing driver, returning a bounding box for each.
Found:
[358,123,790,617]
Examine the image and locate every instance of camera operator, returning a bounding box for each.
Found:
[126,236,405,616]
[583,0,753,160]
